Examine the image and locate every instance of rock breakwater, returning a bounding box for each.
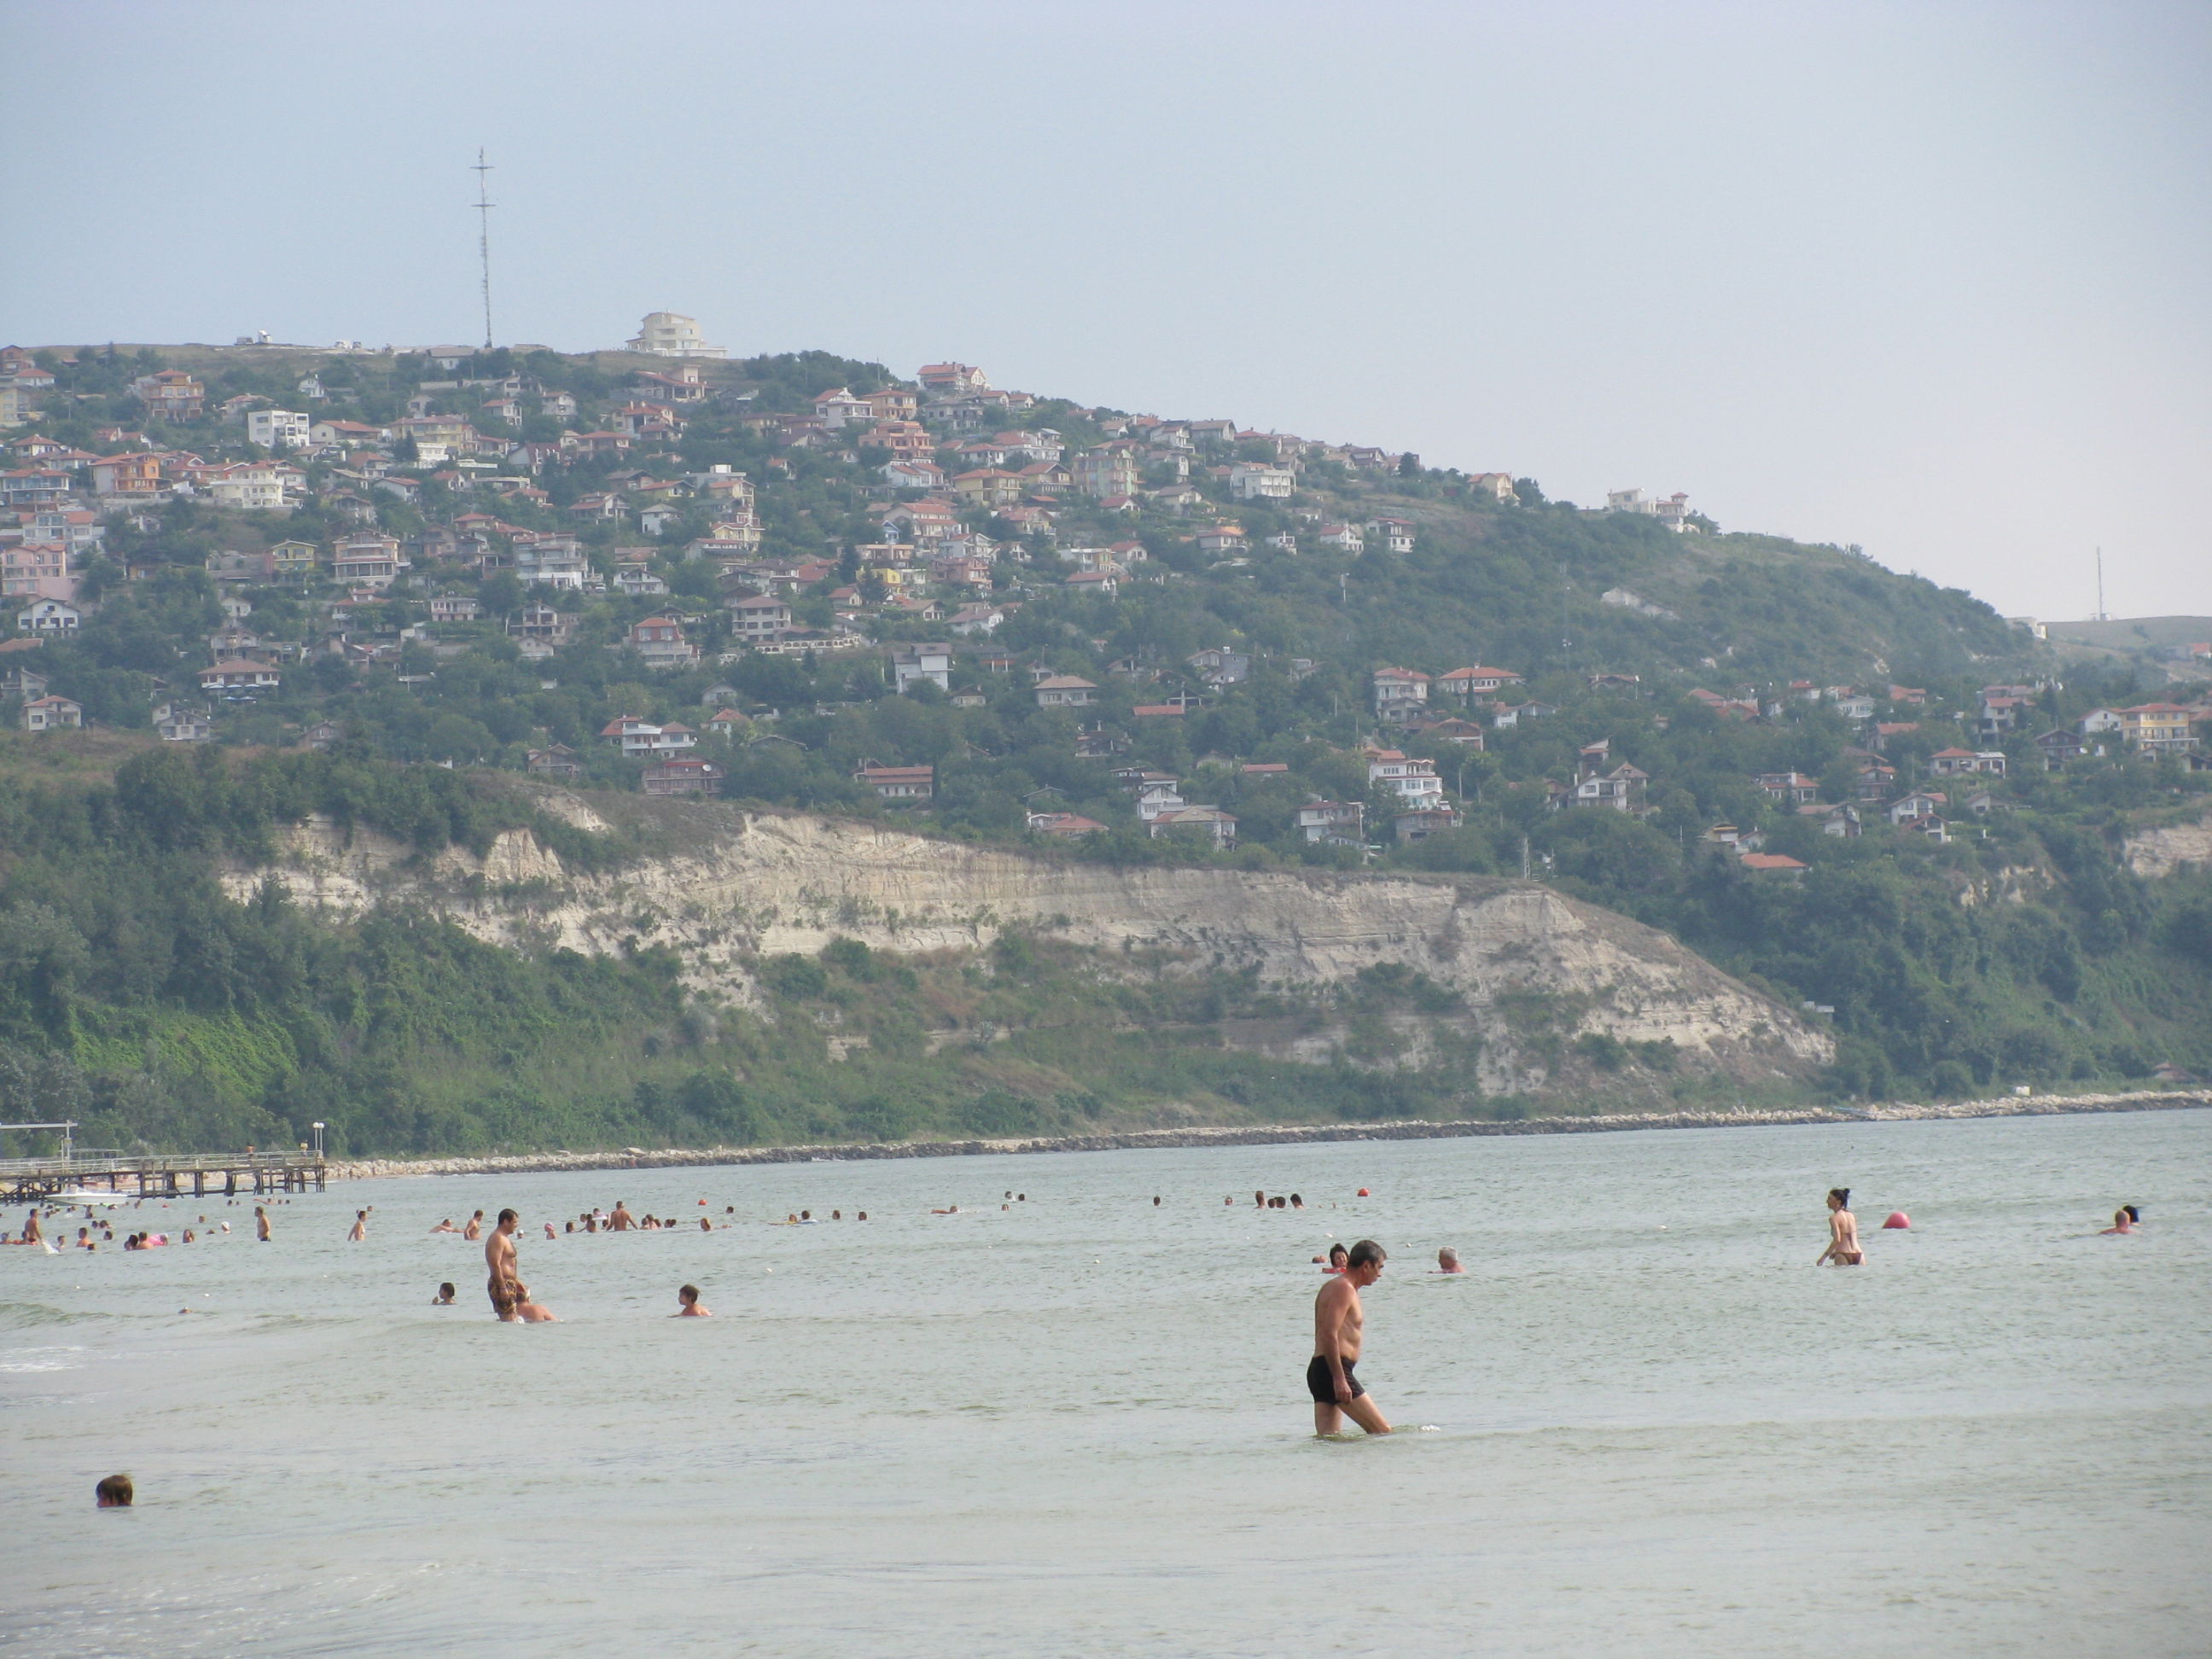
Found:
[327,1089,2209,1182]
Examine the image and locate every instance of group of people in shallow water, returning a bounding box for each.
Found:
[14,1180,2157,1447]
[5,1208,249,1251]
[1307,1187,2152,1440]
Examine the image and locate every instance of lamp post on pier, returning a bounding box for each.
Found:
[311,1121,325,1161]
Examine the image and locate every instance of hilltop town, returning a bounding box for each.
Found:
[3,318,2209,1130]
[3,317,2203,854]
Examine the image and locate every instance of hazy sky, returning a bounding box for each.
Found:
[5,2,2207,620]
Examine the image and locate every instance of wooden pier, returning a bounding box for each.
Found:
[0,1151,327,1206]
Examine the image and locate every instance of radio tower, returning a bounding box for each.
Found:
[473,148,496,350]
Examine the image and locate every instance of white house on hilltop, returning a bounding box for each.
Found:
[626,312,725,358]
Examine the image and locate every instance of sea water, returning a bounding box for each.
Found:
[3,1109,2206,1658]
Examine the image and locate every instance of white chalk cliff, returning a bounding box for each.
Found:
[226,800,1835,1097]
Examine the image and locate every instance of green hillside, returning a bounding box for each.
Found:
[1,341,2208,1155]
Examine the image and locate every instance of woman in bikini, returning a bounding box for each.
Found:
[1816,1187,1864,1266]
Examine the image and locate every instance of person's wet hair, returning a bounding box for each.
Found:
[1829,1188,1850,1208]
[1329,1244,1349,1263]
[96,1473,132,1507]
[1347,1239,1386,1269]
[498,1208,518,1225]
[2124,1204,2140,1222]
[679,1284,699,1303]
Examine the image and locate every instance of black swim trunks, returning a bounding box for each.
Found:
[1306,1354,1362,1404]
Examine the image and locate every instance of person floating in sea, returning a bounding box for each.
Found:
[1313,1243,1349,1273]
[1435,1248,1465,1274]
[1309,1239,1390,1436]
[2100,1205,2142,1235]
[676,1284,712,1317]
[347,1210,368,1242]
[509,1282,557,1322]
[1816,1188,1864,1266]
[431,1218,457,1234]
[463,1209,485,1241]
[433,1283,457,1305]
[486,1208,523,1320]
[254,1205,272,1243]
[96,1473,132,1509]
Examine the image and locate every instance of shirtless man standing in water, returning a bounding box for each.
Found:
[1308,1239,1391,1435]
[1816,1188,1864,1266]
[486,1208,522,1319]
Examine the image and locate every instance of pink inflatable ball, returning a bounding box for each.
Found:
[1883,1212,1911,1230]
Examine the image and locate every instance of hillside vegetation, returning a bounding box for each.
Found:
[3,341,2209,1154]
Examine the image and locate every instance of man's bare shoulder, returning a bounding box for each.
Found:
[1314,1274,1356,1309]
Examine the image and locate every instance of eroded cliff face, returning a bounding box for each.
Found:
[2124,806,2212,880]
[224,803,1834,1095]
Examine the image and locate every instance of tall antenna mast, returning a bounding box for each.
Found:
[473,148,496,350]
[2095,544,2104,621]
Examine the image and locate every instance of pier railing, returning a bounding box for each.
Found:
[1,1150,326,1202]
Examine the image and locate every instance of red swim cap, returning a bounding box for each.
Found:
[1883,1212,1910,1229]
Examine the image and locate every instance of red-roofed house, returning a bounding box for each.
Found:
[1437,666,1523,698]
[855,763,935,801]
[199,659,282,695]
[1739,853,1807,877]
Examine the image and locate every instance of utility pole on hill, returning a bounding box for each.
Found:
[473,148,496,350]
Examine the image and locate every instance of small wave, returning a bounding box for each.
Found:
[0,1300,98,1327]
[0,1343,86,1372]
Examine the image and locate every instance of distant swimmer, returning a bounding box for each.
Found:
[2101,1205,2142,1235]
[348,1210,368,1242]
[1309,1240,1391,1435]
[1816,1188,1864,1266]
[543,1221,556,1240]
[1313,1243,1349,1273]
[96,1473,133,1509]
[1435,1248,1465,1274]
[609,1202,636,1231]
[463,1210,485,1241]
[486,1208,522,1320]
[431,1219,457,1234]
[699,1217,712,1231]
[21,1209,42,1247]
[676,1284,712,1317]
[433,1282,457,1305]
[254,1205,272,1242]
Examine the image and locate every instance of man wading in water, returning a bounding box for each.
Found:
[1308,1238,1390,1435]
[486,1208,522,1319]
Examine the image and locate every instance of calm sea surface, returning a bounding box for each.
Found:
[3,1109,2207,1657]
